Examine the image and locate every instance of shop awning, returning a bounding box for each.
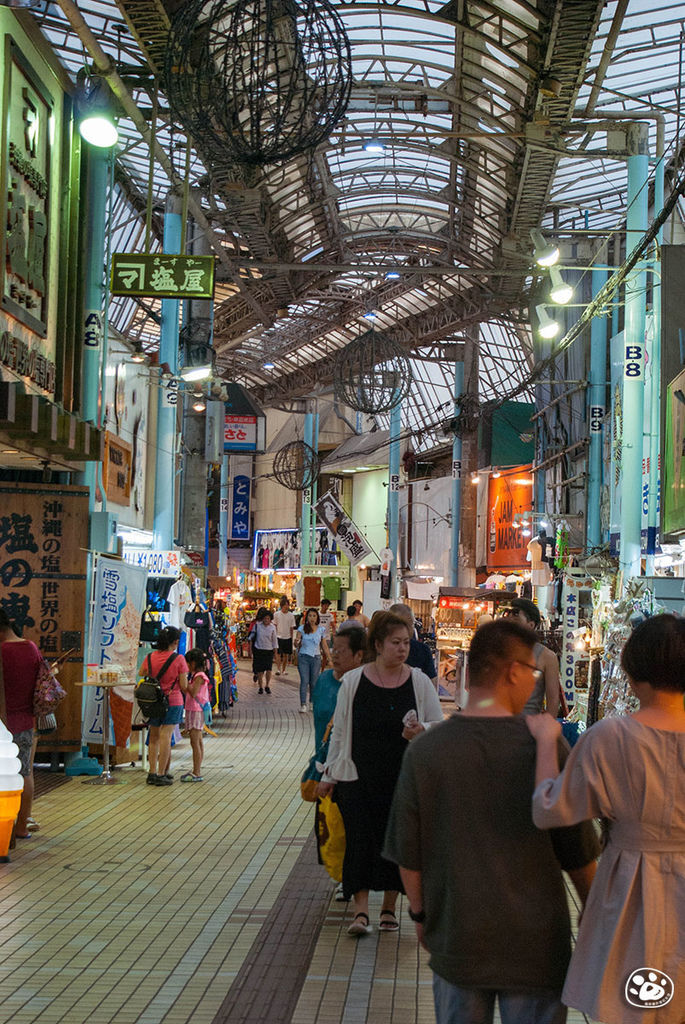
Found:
[0,382,103,464]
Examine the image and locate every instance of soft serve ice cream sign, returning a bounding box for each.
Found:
[0,718,23,862]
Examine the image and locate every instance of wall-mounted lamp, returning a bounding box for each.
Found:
[549,267,573,305]
[130,341,146,364]
[535,304,560,340]
[76,71,119,148]
[192,391,206,413]
[180,340,214,382]
[530,229,559,268]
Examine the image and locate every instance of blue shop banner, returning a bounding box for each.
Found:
[83,559,148,743]
[230,474,251,540]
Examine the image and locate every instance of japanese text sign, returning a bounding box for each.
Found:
[224,414,257,452]
[314,491,374,566]
[230,474,251,540]
[0,484,88,750]
[110,254,215,299]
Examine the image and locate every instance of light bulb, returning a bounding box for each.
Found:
[535,304,560,340]
[79,114,118,148]
[549,267,573,304]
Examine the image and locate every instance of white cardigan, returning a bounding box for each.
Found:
[322,665,444,783]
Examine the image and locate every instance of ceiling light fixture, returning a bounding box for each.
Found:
[192,391,206,412]
[535,304,560,340]
[549,267,573,304]
[530,229,560,268]
[130,342,146,363]
[385,270,401,280]
[263,360,275,370]
[76,72,119,149]
[363,140,385,153]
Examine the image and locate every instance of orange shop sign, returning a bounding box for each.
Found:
[487,466,534,569]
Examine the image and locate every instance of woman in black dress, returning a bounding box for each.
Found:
[318,612,443,935]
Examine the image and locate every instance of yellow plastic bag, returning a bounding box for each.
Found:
[316,794,346,882]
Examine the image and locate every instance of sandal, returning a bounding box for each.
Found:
[379,910,399,931]
[347,912,372,936]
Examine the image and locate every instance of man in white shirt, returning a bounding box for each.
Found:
[273,597,296,676]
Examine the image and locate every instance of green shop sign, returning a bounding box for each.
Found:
[110,253,215,299]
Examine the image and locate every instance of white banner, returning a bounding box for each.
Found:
[314,490,374,565]
[84,560,148,743]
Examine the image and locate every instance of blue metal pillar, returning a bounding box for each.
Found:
[450,362,464,586]
[646,131,665,571]
[310,407,320,563]
[219,454,230,576]
[619,124,649,582]
[301,411,313,566]
[587,267,609,549]
[153,193,182,549]
[388,395,402,599]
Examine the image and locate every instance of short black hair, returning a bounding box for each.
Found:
[334,625,366,655]
[346,605,357,617]
[468,619,536,686]
[321,599,331,607]
[621,613,685,693]
[156,626,181,650]
[507,597,541,627]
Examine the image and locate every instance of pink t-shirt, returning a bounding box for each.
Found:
[1,639,42,733]
[185,671,209,713]
[144,650,188,707]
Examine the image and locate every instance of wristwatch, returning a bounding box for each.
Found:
[407,906,426,923]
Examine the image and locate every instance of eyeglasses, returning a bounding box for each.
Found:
[513,660,543,682]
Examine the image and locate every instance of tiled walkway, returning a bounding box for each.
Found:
[1,665,595,1024]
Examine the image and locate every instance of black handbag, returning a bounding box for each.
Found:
[140,609,162,644]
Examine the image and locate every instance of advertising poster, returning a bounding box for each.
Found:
[0,484,88,750]
[663,365,685,535]
[486,466,534,570]
[84,559,148,746]
[314,491,374,565]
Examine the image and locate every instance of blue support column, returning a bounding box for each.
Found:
[310,408,320,564]
[301,411,313,566]
[619,125,649,582]
[450,362,464,587]
[153,193,182,549]
[219,454,230,576]
[587,267,609,549]
[388,395,402,600]
[646,134,665,570]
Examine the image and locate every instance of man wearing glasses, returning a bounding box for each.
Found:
[504,597,562,718]
[384,618,598,1024]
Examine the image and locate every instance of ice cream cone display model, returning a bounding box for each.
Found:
[0,719,24,862]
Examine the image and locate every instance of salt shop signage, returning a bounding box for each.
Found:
[0,484,88,749]
[110,254,215,299]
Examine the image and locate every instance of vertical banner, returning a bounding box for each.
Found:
[560,574,592,710]
[229,454,252,541]
[0,484,89,749]
[314,491,374,565]
[84,559,148,745]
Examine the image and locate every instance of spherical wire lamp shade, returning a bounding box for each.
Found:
[333,331,413,414]
[164,0,352,167]
[273,440,320,491]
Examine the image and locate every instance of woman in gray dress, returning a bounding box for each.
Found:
[527,614,685,1024]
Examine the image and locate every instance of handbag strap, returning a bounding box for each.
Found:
[322,716,335,745]
[148,652,178,686]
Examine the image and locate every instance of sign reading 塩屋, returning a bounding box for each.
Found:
[84,559,148,744]
[314,491,374,566]
[110,254,215,299]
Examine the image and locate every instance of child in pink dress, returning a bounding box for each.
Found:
[182,648,210,783]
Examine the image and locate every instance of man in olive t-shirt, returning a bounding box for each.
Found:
[384,619,598,1024]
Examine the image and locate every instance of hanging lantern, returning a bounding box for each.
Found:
[333,331,413,414]
[164,0,352,167]
[273,440,319,490]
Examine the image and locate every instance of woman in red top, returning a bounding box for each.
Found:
[0,609,42,837]
[143,627,188,787]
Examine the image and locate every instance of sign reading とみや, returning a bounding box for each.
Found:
[110,254,215,299]
[0,484,89,750]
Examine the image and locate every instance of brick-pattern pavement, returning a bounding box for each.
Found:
[0,662,596,1024]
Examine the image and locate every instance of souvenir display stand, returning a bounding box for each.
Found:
[435,587,514,703]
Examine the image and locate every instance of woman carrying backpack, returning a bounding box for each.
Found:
[143,627,188,787]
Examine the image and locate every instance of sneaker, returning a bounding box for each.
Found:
[275,670,281,676]
[146,773,158,786]
[300,704,308,713]
[265,686,271,694]
[153,775,173,786]
[258,687,264,694]
[162,773,174,781]
[180,772,203,783]
[334,883,348,902]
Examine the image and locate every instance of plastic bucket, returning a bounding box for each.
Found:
[0,791,22,858]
